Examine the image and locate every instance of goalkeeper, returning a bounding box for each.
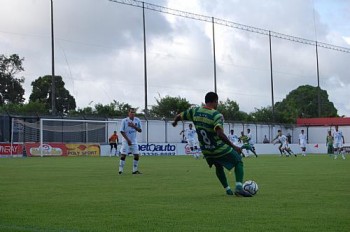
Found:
[109,131,119,156]
[172,92,252,197]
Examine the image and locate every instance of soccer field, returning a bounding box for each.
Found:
[0,155,349,232]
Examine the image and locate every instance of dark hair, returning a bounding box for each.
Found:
[278,130,281,132]
[205,92,218,103]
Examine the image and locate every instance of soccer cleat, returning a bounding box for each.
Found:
[132,171,142,174]
[226,189,234,195]
[118,171,122,174]
[234,189,253,197]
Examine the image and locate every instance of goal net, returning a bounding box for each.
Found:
[11,118,119,157]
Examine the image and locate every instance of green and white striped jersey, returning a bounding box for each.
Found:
[181,106,233,158]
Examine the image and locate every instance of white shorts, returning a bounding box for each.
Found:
[187,139,197,148]
[281,142,288,149]
[299,141,306,148]
[120,143,140,155]
[334,142,343,149]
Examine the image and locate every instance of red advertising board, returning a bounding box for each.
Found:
[0,143,23,156]
[25,143,68,157]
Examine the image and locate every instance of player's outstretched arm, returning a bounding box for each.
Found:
[172,114,182,127]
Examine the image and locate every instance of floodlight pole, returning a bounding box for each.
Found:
[142,2,148,117]
[142,2,149,143]
[212,17,217,93]
[269,31,275,123]
[51,0,56,115]
[316,41,321,117]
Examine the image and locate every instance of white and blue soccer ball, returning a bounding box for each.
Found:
[243,180,259,195]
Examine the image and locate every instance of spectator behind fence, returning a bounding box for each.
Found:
[263,135,269,144]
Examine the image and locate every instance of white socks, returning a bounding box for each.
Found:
[133,160,139,172]
[119,160,125,172]
[119,159,140,172]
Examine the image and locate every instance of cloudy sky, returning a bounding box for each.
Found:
[1,0,349,116]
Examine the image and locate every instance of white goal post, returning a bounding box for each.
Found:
[39,118,120,157]
[11,118,121,157]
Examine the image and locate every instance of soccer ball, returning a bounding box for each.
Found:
[243,180,259,195]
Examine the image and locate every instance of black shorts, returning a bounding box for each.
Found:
[110,143,117,149]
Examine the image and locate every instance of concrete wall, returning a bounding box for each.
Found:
[107,119,350,144]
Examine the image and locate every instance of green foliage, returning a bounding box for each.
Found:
[94,101,133,117]
[69,101,133,117]
[21,101,48,114]
[29,75,76,114]
[217,98,249,121]
[0,156,349,231]
[0,101,48,115]
[149,95,191,118]
[250,106,274,122]
[275,85,337,123]
[69,106,95,116]
[0,54,25,104]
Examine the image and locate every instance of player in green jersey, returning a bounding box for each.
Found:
[326,130,334,156]
[172,92,252,197]
[239,131,258,157]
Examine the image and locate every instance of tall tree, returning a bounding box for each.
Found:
[29,75,76,114]
[149,95,191,118]
[250,106,274,123]
[217,98,249,121]
[94,101,133,117]
[0,54,25,104]
[275,85,337,123]
[68,101,132,117]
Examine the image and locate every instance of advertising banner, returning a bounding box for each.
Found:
[25,143,67,157]
[177,143,201,156]
[0,143,23,157]
[100,143,189,156]
[66,144,100,157]
[138,143,177,156]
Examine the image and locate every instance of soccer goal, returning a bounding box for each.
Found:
[11,118,120,157]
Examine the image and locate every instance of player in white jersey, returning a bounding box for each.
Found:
[333,125,345,160]
[119,108,143,174]
[228,129,240,146]
[298,129,307,156]
[246,128,256,157]
[180,124,200,159]
[272,130,296,157]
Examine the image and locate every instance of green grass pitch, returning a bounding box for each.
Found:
[0,155,349,232]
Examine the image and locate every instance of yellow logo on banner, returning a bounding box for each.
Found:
[66,144,100,156]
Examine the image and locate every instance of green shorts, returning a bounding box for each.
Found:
[241,143,253,151]
[327,144,334,154]
[205,151,242,171]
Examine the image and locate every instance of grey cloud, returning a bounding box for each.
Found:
[0,0,349,116]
